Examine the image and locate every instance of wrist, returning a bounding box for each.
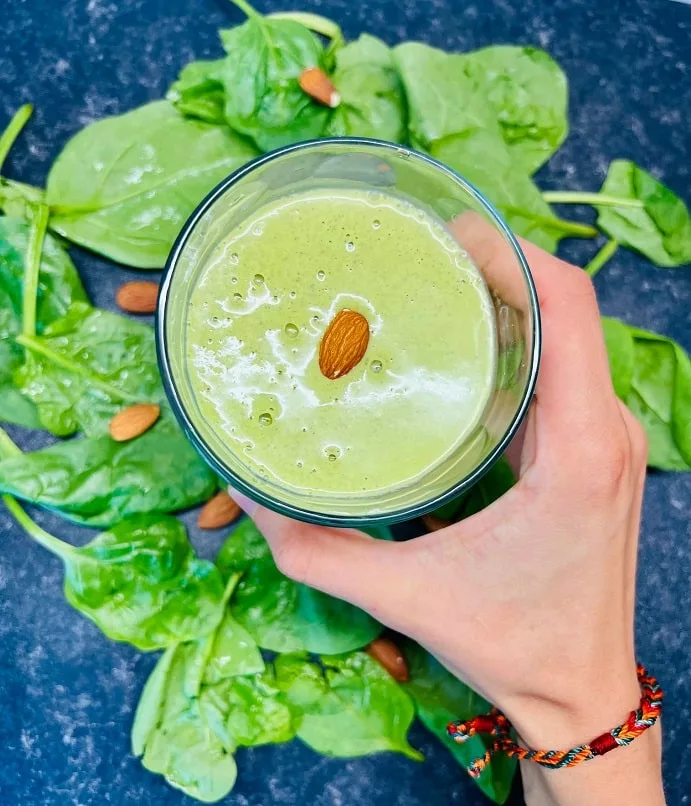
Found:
[506,664,642,750]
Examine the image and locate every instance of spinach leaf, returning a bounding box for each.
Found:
[462,46,568,175]
[139,660,237,803]
[432,457,516,521]
[284,651,422,760]
[602,317,691,471]
[132,644,178,756]
[217,3,328,151]
[402,641,516,804]
[15,303,163,437]
[0,416,218,526]
[46,101,258,268]
[167,60,227,125]
[597,160,691,266]
[216,519,385,654]
[394,42,587,253]
[0,217,87,427]
[6,504,225,650]
[326,35,407,143]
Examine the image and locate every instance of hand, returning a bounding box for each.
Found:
[231,228,664,805]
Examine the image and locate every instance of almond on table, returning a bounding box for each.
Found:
[197,491,242,529]
[116,280,159,314]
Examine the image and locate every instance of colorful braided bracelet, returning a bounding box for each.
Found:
[447,664,663,777]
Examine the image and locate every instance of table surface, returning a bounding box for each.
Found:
[1,1,690,804]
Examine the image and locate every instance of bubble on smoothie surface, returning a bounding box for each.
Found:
[323,445,342,462]
[372,219,381,229]
[258,413,273,426]
[370,359,383,373]
[284,323,299,338]
[253,273,265,284]
[317,270,326,281]
[345,241,355,252]
[229,252,239,265]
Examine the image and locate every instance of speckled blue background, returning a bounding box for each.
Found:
[1,1,690,804]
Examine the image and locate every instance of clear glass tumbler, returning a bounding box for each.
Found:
[157,138,540,527]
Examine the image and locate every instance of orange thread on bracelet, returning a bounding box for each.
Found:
[447,664,663,776]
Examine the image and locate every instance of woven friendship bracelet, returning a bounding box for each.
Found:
[447,664,663,777]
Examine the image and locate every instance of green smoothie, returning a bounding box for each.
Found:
[186,189,496,495]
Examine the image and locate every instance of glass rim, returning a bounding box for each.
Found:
[156,136,542,527]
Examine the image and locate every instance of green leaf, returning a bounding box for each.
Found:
[132,645,178,756]
[62,515,225,650]
[461,46,568,175]
[203,607,265,685]
[167,60,227,125]
[402,641,515,804]
[141,667,238,803]
[216,519,384,654]
[14,303,163,437]
[217,13,328,151]
[291,651,422,760]
[220,671,296,748]
[394,42,578,253]
[0,416,218,526]
[602,317,691,470]
[46,101,258,268]
[0,217,87,427]
[326,35,407,142]
[597,160,691,266]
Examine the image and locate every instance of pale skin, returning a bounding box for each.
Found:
[230,228,666,805]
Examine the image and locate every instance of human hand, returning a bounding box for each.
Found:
[231,228,663,804]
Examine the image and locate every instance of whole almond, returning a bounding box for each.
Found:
[422,514,453,532]
[367,637,410,682]
[116,281,159,314]
[197,491,242,530]
[299,67,340,108]
[109,403,160,442]
[319,309,370,380]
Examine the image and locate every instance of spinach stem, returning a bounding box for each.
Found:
[230,0,261,21]
[15,333,142,403]
[0,426,73,559]
[2,493,74,558]
[542,191,644,209]
[268,11,344,43]
[585,239,618,277]
[0,104,33,173]
[222,572,243,607]
[22,203,49,338]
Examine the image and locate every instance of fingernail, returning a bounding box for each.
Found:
[227,486,258,517]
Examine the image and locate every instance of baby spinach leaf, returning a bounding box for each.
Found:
[0,416,218,526]
[293,651,422,760]
[216,519,384,654]
[46,101,258,268]
[0,217,87,427]
[402,641,516,804]
[394,42,584,253]
[462,46,568,175]
[167,60,227,125]
[326,35,407,143]
[597,160,691,267]
[132,644,178,756]
[6,504,225,650]
[217,4,329,151]
[203,607,265,685]
[15,303,163,437]
[602,317,691,471]
[141,691,238,803]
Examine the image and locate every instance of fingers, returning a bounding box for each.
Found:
[229,488,411,621]
[451,213,621,446]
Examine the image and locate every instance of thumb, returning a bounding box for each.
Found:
[228,488,409,621]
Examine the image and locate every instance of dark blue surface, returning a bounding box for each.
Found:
[1,1,690,804]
